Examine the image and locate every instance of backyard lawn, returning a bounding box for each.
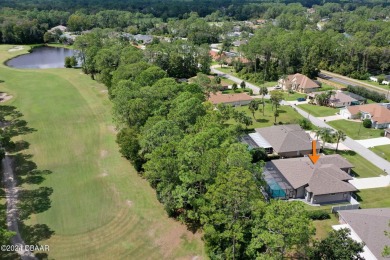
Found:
[226,101,305,130]
[298,104,338,117]
[282,91,307,101]
[0,45,205,259]
[370,145,390,161]
[357,186,390,209]
[327,120,384,140]
[323,149,384,178]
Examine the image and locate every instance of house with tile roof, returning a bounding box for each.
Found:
[334,208,390,259]
[278,73,321,94]
[307,90,361,107]
[340,103,390,129]
[208,92,253,106]
[247,124,317,157]
[263,155,357,204]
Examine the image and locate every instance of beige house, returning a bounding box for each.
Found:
[335,208,390,259]
[307,91,361,107]
[208,92,252,106]
[263,155,357,204]
[340,103,390,129]
[278,73,320,93]
[248,124,317,157]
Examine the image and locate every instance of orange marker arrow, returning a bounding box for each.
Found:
[308,140,320,164]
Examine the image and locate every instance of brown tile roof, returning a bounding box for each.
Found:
[330,92,357,103]
[338,208,390,259]
[347,104,390,124]
[287,73,320,89]
[208,91,252,105]
[265,155,356,195]
[255,124,313,153]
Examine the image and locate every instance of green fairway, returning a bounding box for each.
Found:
[370,145,390,161]
[226,101,306,130]
[323,149,383,178]
[297,104,337,117]
[0,45,204,259]
[327,120,384,140]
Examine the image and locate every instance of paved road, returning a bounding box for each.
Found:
[319,70,390,98]
[211,66,261,94]
[2,155,37,260]
[289,103,390,174]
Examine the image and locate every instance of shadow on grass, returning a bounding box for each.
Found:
[12,153,52,185]
[277,109,287,113]
[1,106,54,257]
[256,118,269,123]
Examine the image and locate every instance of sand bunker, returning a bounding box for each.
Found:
[8,46,24,52]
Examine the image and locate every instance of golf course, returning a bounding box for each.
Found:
[0,45,205,259]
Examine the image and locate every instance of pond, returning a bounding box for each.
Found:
[6,46,78,69]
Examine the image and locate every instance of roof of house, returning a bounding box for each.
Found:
[330,92,357,104]
[265,155,356,195]
[347,103,390,124]
[254,124,313,153]
[285,73,320,89]
[338,208,390,259]
[49,25,67,32]
[344,92,366,101]
[208,92,252,104]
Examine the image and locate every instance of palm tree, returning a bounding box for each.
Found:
[334,130,346,153]
[274,110,279,124]
[259,86,268,116]
[248,100,259,119]
[320,128,333,151]
[314,128,324,142]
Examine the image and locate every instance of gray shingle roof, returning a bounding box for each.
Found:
[255,124,313,153]
[339,208,390,259]
[264,155,356,195]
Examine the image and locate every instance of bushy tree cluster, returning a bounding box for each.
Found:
[347,85,387,103]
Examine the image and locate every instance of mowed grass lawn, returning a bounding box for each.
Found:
[328,120,384,140]
[357,186,390,208]
[323,149,383,178]
[370,145,390,161]
[282,91,307,101]
[226,101,305,130]
[297,104,338,117]
[0,45,204,259]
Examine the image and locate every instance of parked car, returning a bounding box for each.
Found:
[274,85,282,89]
[297,97,306,102]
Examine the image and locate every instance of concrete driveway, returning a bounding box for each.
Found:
[356,137,390,148]
[349,175,390,189]
[317,115,344,122]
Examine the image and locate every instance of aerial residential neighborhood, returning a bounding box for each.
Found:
[0,0,390,259]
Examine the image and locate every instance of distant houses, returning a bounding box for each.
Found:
[369,75,390,85]
[278,73,321,93]
[334,208,390,259]
[263,155,357,203]
[208,92,253,106]
[340,103,390,129]
[245,124,317,157]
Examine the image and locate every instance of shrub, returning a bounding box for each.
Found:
[299,118,313,130]
[363,119,372,128]
[307,210,330,220]
[250,148,267,163]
